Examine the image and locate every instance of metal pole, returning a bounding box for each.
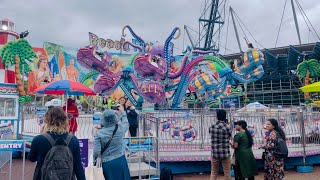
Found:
[184,25,195,49]
[299,107,306,165]
[291,0,302,45]
[200,113,204,149]
[9,151,12,180]
[230,7,242,52]
[21,65,25,137]
[22,141,25,180]
[156,117,160,177]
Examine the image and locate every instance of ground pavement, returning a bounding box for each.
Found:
[0,159,319,179]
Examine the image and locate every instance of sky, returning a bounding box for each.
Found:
[1,0,320,55]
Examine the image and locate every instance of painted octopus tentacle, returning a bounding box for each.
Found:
[168,54,188,79]
[231,72,258,83]
[122,25,146,52]
[212,76,228,98]
[164,27,181,62]
[192,50,215,55]
[123,42,143,52]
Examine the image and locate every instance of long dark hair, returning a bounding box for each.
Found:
[237,120,253,147]
[267,119,286,140]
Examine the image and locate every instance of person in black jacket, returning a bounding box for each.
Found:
[126,100,138,137]
[28,107,85,180]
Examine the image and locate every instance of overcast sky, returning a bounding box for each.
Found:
[1,0,320,54]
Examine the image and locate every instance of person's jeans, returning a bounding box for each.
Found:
[210,156,231,180]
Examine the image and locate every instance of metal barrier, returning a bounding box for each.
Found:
[125,112,160,179]
[22,109,320,162]
[0,140,26,180]
[0,124,14,169]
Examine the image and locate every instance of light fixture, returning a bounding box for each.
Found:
[1,25,8,30]
[19,30,29,39]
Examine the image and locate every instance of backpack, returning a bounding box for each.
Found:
[160,167,173,180]
[273,133,288,159]
[41,133,74,180]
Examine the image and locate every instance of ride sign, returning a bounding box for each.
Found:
[0,140,24,152]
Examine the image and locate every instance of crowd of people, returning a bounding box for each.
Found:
[27,97,287,180]
[210,109,286,180]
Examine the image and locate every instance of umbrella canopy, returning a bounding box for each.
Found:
[34,80,96,96]
[300,81,320,93]
[237,102,269,112]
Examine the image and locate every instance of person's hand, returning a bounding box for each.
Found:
[130,106,135,110]
[229,140,234,147]
[259,145,266,149]
[118,105,124,112]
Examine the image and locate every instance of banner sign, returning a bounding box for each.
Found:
[221,97,240,108]
[92,112,102,125]
[0,123,13,135]
[89,32,130,52]
[36,106,47,125]
[125,137,153,152]
[0,140,25,152]
[79,139,89,168]
[142,103,155,113]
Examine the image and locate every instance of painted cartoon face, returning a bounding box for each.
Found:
[39,60,46,69]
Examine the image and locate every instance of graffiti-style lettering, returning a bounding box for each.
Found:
[88,32,130,52]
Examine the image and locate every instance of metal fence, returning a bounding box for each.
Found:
[22,108,320,162]
[0,133,13,169]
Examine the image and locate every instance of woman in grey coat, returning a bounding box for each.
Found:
[93,107,130,180]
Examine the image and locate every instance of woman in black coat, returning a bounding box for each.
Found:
[125,100,138,137]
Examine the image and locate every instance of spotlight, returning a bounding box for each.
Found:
[1,25,8,30]
[19,30,29,39]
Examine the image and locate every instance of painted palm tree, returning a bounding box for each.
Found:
[297,59,320,100]
[0,39,37,98]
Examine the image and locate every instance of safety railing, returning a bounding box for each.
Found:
[21,109,320,162]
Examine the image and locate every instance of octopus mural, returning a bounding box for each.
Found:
[77,26,265,108]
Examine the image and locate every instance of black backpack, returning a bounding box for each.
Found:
[41,133,74,180]
[160,167,173,180]
[273,133,288,158]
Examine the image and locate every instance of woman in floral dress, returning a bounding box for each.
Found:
[261,119,286,180]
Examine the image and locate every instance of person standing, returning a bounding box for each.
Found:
[93,107,131,180]
[28,107,85,180]
[125,100,138,137]
[209,109,232,180]
[261,119,286,180]
[231,120,258,180]
[63,98,79,135]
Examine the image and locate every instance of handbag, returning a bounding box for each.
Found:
[93,124,118,166]
[85,166,104,180]
[85,145,105,179]
[273,133,288,158]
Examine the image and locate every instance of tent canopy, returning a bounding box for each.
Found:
[300,81,320,93]
[238,102,269,111]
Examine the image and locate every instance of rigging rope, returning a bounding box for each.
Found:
[275,0,288,47]
[224,7,231,54]
[233,11,265,49]
[295,0,320,40]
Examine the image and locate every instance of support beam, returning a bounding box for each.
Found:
[291,0,302,45]
[230,7,242,52]
[184,25,195,49]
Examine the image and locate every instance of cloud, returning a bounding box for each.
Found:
[1,0,319,54]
